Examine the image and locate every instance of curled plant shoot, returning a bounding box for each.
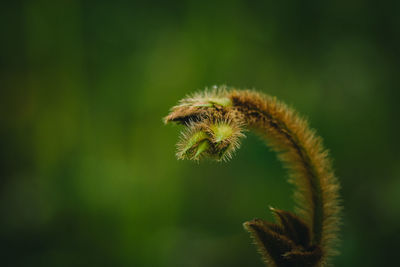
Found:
[164,86,341,267]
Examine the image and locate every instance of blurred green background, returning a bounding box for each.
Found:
[1,0,400,266]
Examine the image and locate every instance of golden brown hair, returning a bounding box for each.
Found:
[165,86,341,267]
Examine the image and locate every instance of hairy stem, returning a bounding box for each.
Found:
[165,87,341,266]
[229,91,326,245]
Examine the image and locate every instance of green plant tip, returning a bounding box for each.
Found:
[211,124,234,143]
[194,139,210,159]
[208,97,232,107]
[183,131,208,154]
[192,97,232,108]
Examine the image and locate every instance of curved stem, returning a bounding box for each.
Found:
[165,88,341,266]
[228,90,340,257]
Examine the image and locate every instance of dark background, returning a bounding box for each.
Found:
[1,0,400,266]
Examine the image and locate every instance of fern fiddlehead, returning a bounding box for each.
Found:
[164,86,341,267]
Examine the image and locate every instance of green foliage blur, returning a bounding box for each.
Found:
[1,1,400,266]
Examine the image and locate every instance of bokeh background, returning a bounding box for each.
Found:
[1,1,400,266]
